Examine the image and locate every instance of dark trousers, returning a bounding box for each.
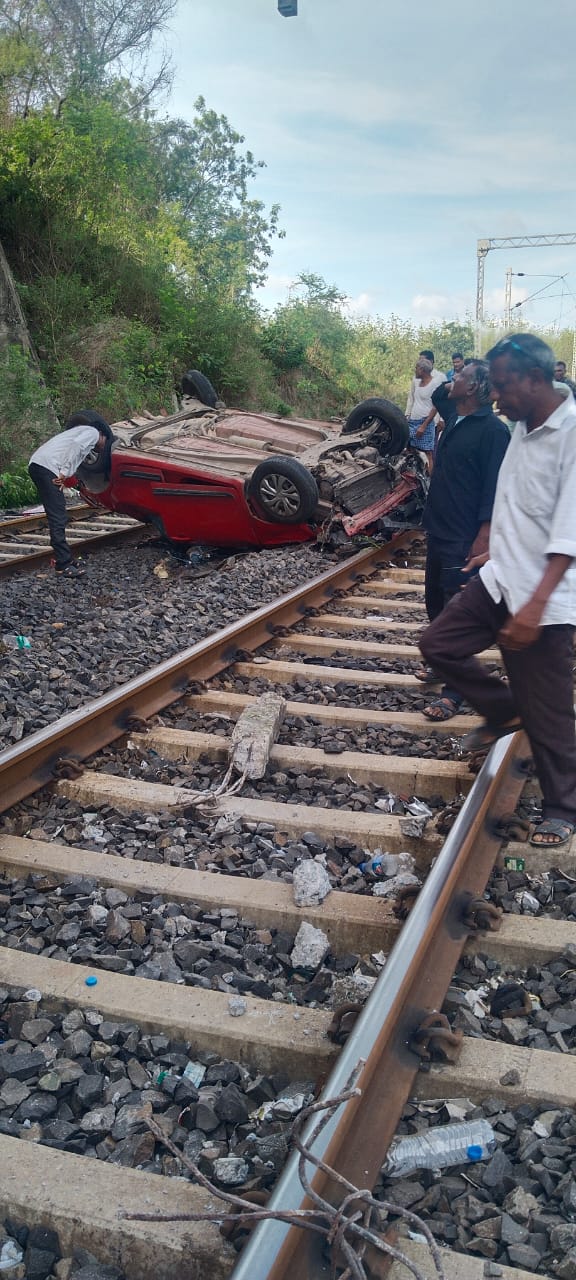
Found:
[424,539,468,707]
[28,463,71,570]
[420,574,576,823]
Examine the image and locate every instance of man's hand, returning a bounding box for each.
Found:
[498,605,542,651]
[468,522,490,562]
[415,424,427,438]
[462,551,490,574]
[52,475,67,490]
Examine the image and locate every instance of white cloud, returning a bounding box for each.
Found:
[345,292,375,315]
[165,0,576,324]
[411,284,531,325]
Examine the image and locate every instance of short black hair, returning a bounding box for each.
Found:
[452,351,463,361]
[420,349,434,363]
[486,333,555,382]
[555,359,567,369]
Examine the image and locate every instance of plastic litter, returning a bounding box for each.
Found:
[358,853,389,878]
[23,988,41,1002]
[85,975,98,987]
[228,996,247,1017]
[374,793,396,813]
[405,798,434,818]
[0,1240,24,1271]
[383,1118,496,1178]
[516,890,540,914]
[183,1061,207,1087]
[2,634,31,649]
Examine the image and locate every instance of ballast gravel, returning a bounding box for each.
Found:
[0,984,317,1196]
[0,540,346,751]
[0,871,381,1008]
[0,1218,126,1280]
[85,741,449,816]
[163,703,464,760]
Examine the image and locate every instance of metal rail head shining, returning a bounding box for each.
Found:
[229,733,518,1280]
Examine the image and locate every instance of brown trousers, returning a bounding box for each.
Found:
[420,575,576,824]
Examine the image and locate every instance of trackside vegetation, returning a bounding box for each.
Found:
[0,0,573,481]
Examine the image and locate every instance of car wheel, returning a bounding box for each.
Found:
[65,410,112,476]
[342,397,409,455]
[181,369,219,408]
[247,457,319,524]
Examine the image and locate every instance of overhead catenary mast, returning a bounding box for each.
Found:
[475,233,576,353]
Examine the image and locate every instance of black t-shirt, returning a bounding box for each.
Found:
[423,404,510,554]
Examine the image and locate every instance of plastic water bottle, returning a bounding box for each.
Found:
[358,854,387,878]
[382,1119,496,1177]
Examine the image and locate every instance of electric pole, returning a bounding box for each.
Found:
[504,267,512,330]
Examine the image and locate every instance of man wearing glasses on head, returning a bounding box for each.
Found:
[420,333,576,850]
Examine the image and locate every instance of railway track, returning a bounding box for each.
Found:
[0,531,573,1280]
[0,505,142,574]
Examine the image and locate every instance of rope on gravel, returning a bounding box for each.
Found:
[122,1063,445,1280]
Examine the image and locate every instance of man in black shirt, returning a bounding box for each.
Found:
[418,359,510,720]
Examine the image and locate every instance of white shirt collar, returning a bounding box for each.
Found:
[517,395,576,436]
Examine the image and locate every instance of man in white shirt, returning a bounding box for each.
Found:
[420,333,576,849]
[28,417,109,576]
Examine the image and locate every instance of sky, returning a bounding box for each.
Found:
[161,0,576,332]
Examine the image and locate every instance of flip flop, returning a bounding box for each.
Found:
[423,696,461,722]
[461,719,523,753]
[529,818,575,848]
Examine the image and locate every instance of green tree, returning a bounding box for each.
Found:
[0,0,176,112]
[154,97,283,295]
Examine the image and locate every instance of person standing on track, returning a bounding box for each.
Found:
[417,359,510,722]
[406,356,446,473]
[420,333,576,849]
[28,413,111,577]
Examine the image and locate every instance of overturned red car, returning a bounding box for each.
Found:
[76,371,428,551]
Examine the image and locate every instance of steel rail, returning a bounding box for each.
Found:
[0,532,419,813]
[0,505,95,534]
[231,731,528,1279]
[0,519,143,581]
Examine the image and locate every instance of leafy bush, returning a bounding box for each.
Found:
[0,344,56,470]
[0,462,37,508]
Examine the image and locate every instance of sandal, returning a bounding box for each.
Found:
[423,696,461,722]
[529,818,575,848]
[415,665,438,683]
[461,718,523,753]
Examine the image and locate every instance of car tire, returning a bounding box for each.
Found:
[181,369,218,407]
[65,410,112,475]
[247,457,319,524]
[342,397,409,454]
